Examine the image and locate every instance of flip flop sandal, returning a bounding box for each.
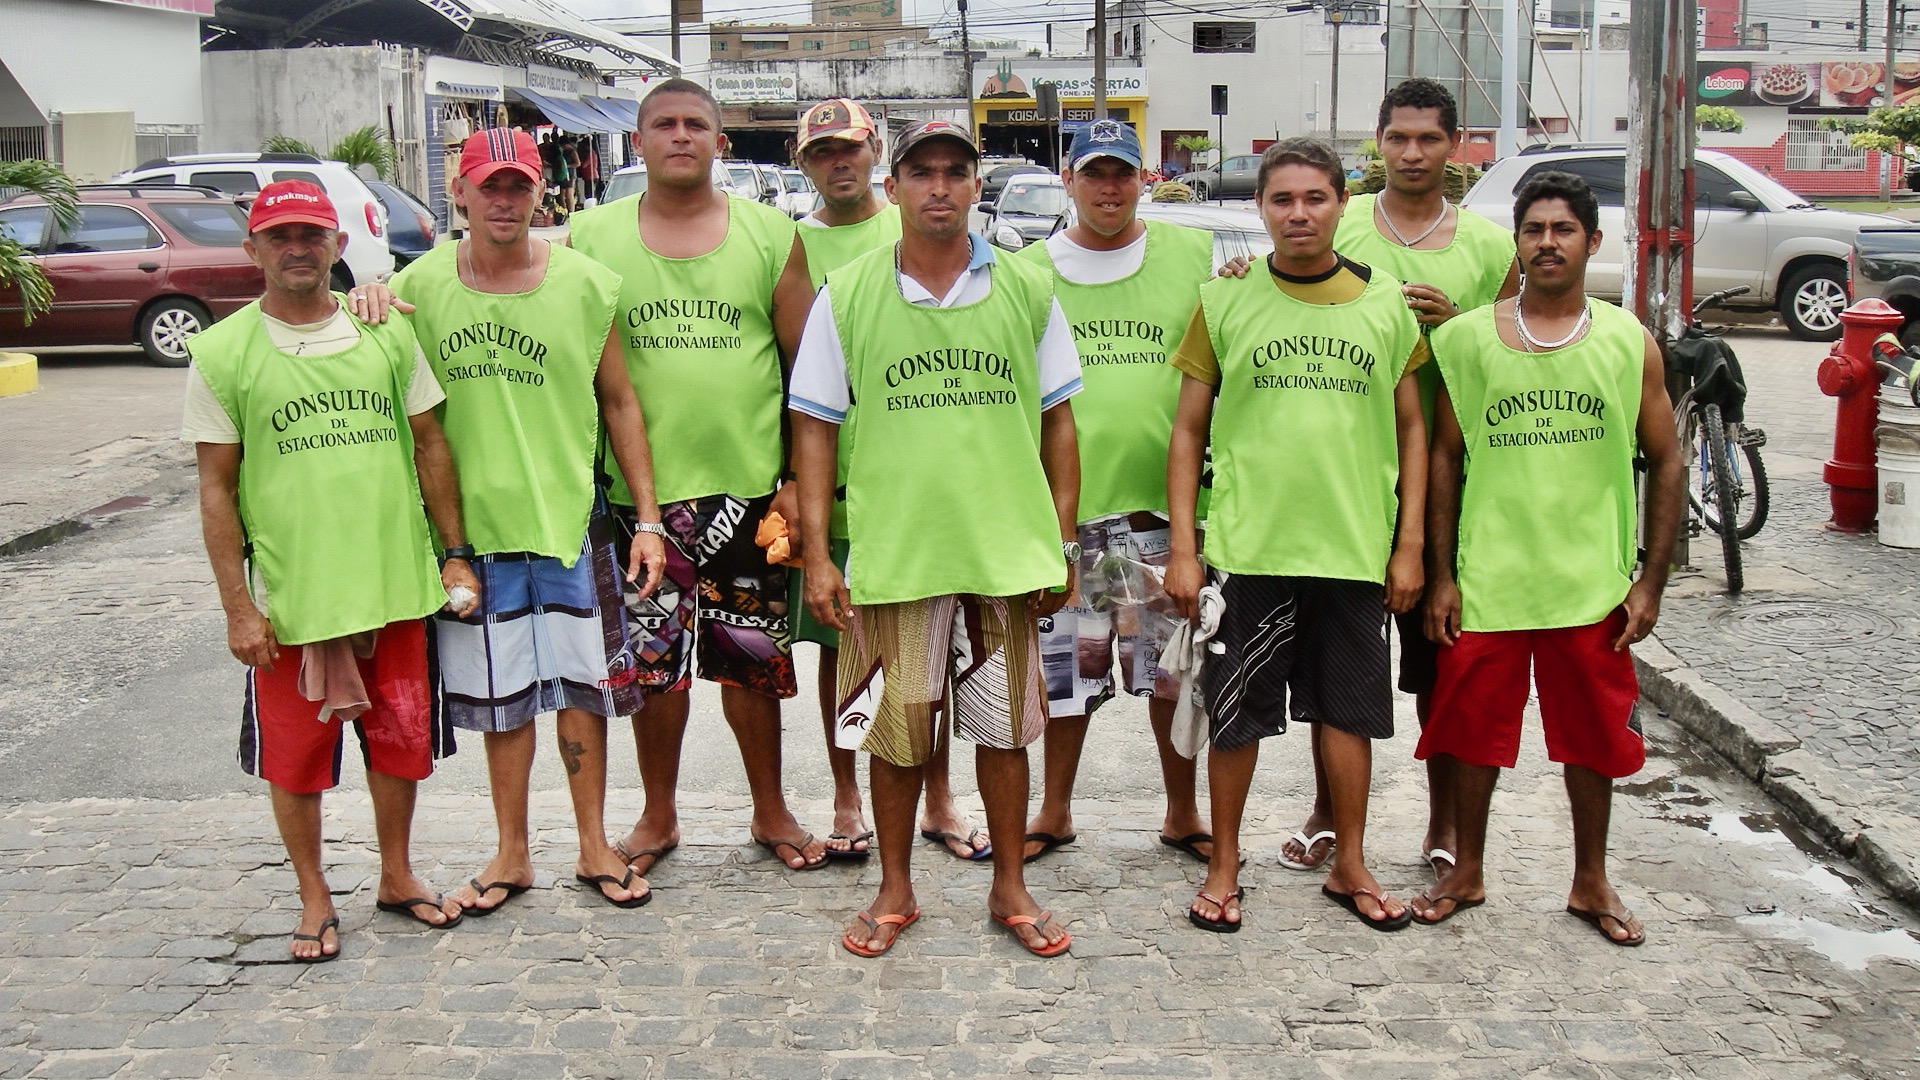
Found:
[462,878,531,918]
[613,839,678,874]
[1566,905,1645,947]
[825,830,875,862]
[1187,888,1244,933]
[753,832,827,870]
[375,896,463,930]
[1277,829,1336,871]
[920,828,992,861]
[993,909,1071,957]
[842,908,920,957]
[290,915,340,963]
[1322,885,1413,932]
[1412,890,1485,926]
[574,868,651,909]
[1021,831,1077,864]
[1159,833,1249,866]
[1424,848,1457,879]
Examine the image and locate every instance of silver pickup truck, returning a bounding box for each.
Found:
[1850,223,1920,347]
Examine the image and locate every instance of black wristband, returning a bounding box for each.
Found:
[442,544,476,562]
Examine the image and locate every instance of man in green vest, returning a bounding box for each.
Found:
[1413,172,1682,944]
[769,98,987,864]
[1276,78,1522,883]
[568,79,826,873]
[789,121,1081,958]
[1010,119,1218,866]
[1165,138,1428,934]
[184,180,480,961]
[348,127,671,911]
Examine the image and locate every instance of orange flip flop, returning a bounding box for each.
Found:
[993,909,1071,957]
[842,908,920,957]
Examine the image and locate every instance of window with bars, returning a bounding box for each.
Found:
[1193,21,1255,53]
[0,126,47,163]
[1786,117,1864,171]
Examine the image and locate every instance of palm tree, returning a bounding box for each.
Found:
[0,159,78,327]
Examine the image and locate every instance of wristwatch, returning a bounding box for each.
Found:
[1062,540,1082,562]
[633,520,668,537]
[442,544,475,563]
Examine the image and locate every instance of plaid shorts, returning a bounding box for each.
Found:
[835,593,1047,768]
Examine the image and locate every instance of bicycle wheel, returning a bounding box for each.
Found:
[1701,404,1743,593]
[1694,426,1770,540]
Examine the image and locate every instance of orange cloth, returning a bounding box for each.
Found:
[754,511,805,567]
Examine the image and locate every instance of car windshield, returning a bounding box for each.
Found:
[999,182,1067,216]
[783,173,808,192]
[604,170,647,201]
[149,202,248,247]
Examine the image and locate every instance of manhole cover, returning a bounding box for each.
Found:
[1711,601,1900,647]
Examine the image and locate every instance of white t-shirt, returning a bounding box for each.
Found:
[180,305,444,444]
[1042,228,1147,286]
[789,235,1082,423]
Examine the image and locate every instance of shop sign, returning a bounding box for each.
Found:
[975,60,1147,101]
[986,107,1132,123]
[1698,57,1920,108]
[711,68,800,104]
[526,64,582,97]
[425,56,504,102]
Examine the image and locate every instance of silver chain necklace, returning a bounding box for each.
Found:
[462,238,538,294]
[1513,279,1591,352]
[1376,197,1449,248]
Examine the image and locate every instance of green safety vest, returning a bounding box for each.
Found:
[798,203,903,538]
[188,301,444,645]
[829,245,1065,604]
[799,203,902,292]
[391,243,619,565]
[1335,195,1516,428]
[1199,265,1422,582]
[1431,299,1645,631]
[569,193,795,505]
[1019,220,1214,520]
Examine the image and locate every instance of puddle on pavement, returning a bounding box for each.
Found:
[1736,913,1920,971]
[1707,811,1793,845]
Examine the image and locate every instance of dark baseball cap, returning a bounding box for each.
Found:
[890,120,979,166]
[1069,119,1144,171]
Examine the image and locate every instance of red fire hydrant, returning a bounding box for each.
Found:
[1817,298,1905,532]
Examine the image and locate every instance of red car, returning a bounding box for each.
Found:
[0,185,264,366]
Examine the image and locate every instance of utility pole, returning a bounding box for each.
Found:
[670,0,682,62]
[1625,0,1697,564]
[959,0,974,126]
[1328,2,1343,145]
[1497,0,1520,156]
[1884,0,1898,200]
[1585,0,1600,140]
[1094,0,1108,116]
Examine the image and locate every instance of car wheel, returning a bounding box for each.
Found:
[1190,180,1210,201]
[139,298,211,367]
[1779,263,1847,341]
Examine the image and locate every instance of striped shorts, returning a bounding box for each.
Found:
[1202,574,1393,752]
[432,522,644,733]
[834,593,1048,768]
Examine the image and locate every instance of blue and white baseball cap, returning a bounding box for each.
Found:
[1068,119,1144,171]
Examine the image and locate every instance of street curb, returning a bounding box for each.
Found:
[0,352,37,398]
[1636,635,1920,910]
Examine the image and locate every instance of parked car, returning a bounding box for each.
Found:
[114,152,393,288]
[363,179,435,268]
[777,168,815,218]
[981,161,1050,202]
[1048,200,1272,265]
[601,160,733,203]
[1849,224,1920,346]
[0,184,264,366]
[981,172,1069,251]
[721,161,778,205]
[1179,153,1262,202]
[806,174,889,216]
[1463,146,1894,340]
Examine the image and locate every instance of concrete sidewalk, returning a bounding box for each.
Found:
[1632,329,1920,910]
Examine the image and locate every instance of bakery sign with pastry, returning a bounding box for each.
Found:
[1700,59,1920,110]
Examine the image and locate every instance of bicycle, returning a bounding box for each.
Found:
[1666,285,1771,594]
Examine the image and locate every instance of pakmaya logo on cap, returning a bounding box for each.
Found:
[264,189,324,208]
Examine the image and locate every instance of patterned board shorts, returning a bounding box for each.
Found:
[1038,512,1182,718]
[834,593,1048,768]
[612,493,797,700]
[432,521,646,733]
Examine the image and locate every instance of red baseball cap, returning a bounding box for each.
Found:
[459,127,542,185]
[247,179,337,233]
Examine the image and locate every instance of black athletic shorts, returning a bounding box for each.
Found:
[1394,609,1439,698]
[1203,574,1393,752]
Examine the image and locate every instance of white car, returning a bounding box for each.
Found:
[1462,146,1894,340]
[115,153,394,289]
[777,168,815,219]
[601,160,733,203]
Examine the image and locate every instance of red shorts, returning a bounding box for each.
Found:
[1417,610,1645,778]
[238,620,444,795]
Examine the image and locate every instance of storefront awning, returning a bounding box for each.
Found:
[510,87,618,133]
[581,96,639,132]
